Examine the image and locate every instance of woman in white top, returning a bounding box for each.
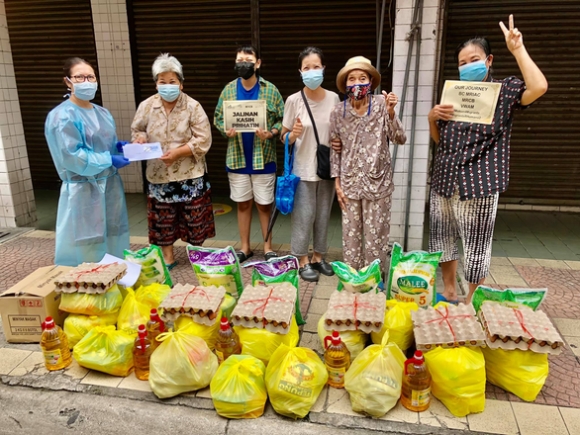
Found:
[281,47,340,282]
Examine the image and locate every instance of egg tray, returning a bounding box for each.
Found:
[324,290,386,334]
[478,301,564,355]
[54,262,127,294]
[159,284,226,326]
[412,303,486,351]
[231,284,296,334]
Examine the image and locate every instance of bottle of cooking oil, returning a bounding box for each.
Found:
[214,317,241,364]
[401,350,431,412]
[324,331,351,388]
[146,308,165,350]
[40,316,72,371]
[133,324,153,380]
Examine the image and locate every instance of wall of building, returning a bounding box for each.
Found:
[0,0,35,227]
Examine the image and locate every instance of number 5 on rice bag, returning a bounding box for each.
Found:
[187,246,244,298]
[387,243,442,308]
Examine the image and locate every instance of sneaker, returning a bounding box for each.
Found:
[299,264,320,282]
[311,259,334,276]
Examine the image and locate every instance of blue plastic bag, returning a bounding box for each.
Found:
[275,134,300,215]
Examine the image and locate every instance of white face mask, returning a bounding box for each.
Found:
[69,79,98,101]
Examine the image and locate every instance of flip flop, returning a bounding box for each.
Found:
[264,251,278,261]
[167,261,178,271]
[436,293,459,305]
[237,251,254,263]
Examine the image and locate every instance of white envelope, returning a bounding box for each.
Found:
[98,253,142,288]
[123,142,163,161]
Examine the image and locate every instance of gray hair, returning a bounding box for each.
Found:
[152,53,184,82]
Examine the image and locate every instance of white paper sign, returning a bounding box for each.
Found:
[123,142,163,162]
[223,100,267,133]
[98,254,141,288]
[440,80,502,125]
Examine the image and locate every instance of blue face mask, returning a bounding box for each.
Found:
[158,84,180,102]
[458,58,489,81]
[71,81,98,101]
[301,69,324,90]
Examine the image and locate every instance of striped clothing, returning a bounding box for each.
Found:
[214,77,284,171]
[431,76,526,201]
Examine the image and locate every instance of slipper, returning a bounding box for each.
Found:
[264,251,278,261]
[436,293,459,305]
[237,251,254,263]
[167,261,178,271]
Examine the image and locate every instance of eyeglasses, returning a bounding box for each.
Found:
[69,75,97,83]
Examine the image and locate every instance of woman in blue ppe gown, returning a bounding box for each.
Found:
[44,57,130,266]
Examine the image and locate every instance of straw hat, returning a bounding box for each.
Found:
[336,56,381,94]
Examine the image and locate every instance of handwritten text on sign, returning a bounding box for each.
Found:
[440,80,502,125]
[223,100,267,133]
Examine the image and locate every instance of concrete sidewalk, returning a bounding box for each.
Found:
[1,231,580,435]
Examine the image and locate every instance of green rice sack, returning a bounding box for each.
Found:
[331,259,382,293]
[387,243,442,309]
[187,246,244,298]
[247,255,305,325]
[471,286,547,313]
[124,245,172,287]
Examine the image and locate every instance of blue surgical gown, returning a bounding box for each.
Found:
[44,99,130,266]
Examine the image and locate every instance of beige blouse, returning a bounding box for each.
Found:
[131,93,211,184]
[330,94,407,201]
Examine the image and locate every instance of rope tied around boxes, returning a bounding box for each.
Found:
[424,306,473,342]
[333,294,378,330]
[169,285,210,307]
[71,263,116,280]
[242,287,287,317]
[512,308,535,350]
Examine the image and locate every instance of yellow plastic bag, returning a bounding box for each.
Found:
[63,313,118,348]
[174,309,223,350]
[317,313,367,359]
[135,283,172,308]
[482,347,548,402]
[73,326,134,376]
[149,329,218,399]
[424,347,486,417]
[371,300,418,352]
[265,344,328,419]
[210,355,267,419]
[344,332,406,417]
[117,284,172,333]
[59,285,123,316]
[234,317,299,366]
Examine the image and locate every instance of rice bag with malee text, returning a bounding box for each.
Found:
[124,245,172,287]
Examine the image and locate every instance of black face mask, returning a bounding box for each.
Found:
[235,62,256,80]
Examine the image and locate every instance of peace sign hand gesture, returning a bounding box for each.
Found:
[499,14,524,54]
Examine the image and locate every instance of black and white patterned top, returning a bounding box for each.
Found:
[431,76,527,201]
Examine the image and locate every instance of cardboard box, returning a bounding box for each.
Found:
[0,265,72,343]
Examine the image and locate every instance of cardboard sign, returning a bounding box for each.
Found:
[223,100,267,132]
[0,265,71,343]
[440,80,502,125]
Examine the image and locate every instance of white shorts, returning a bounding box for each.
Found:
[228,173,276,205]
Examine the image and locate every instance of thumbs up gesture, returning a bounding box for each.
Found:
[289,117,303,143]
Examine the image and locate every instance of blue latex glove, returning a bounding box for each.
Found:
[112,155,130,169]
[116,140,129,153]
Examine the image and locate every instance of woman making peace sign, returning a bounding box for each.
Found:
[428,15,548,303]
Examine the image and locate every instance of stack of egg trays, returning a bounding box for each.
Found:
[478,301,564,354]
[54,262,127,294]
[412,303,487,351]
[159,284,226,325]
[324,290,386,334]
[231,284,297,334]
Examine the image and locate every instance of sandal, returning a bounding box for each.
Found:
[167,261,178,271]
[264,251,278,261]
[236,251,254,263]
[436,293,459,305]
[299,264,320,282]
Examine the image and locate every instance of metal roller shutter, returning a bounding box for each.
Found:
[5,0,102,190]
[441,0,580,204]
[127,0,252,195]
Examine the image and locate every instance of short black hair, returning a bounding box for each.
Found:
[298,46,325,69]
[455,37,492,60]
[63,57,94,78]
[236,45,260,59]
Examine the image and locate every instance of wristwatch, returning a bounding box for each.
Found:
[269,130,278,139]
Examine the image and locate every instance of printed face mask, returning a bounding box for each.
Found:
[346,83,371,100]
[235,62,256,80]
[71,80,98,101]
[157,84,180,102]
[301,69,324,90]
[458,58,489,81]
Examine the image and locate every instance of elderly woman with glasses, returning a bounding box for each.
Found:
[131,53,215,269]
[44,57,130,266]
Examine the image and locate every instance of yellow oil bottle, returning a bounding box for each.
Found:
[324,331,351,388]
[40,316,72,371]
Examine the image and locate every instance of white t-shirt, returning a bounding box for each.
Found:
[282,89,340,182]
